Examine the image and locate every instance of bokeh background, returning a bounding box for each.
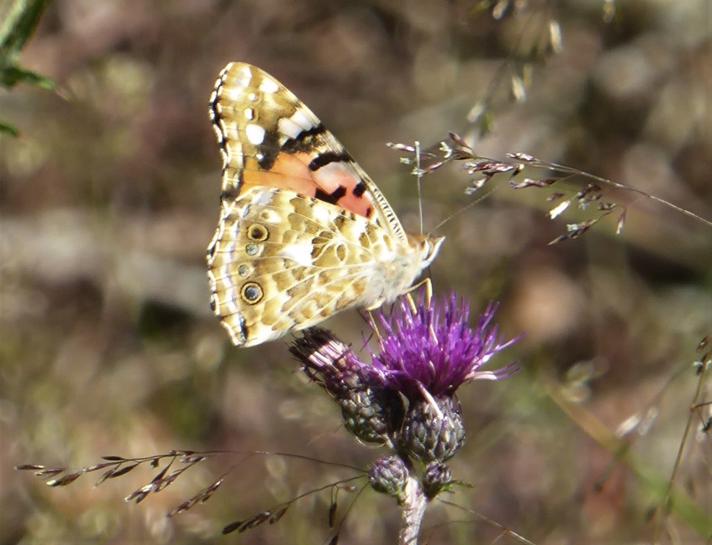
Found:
[2,1,711,544]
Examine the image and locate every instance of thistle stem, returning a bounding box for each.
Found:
[398,472,428,545]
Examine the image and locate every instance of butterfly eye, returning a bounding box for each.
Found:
[241,282,264,304]
[247,223,269,242]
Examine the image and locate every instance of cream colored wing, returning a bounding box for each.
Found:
[207,186,401,347]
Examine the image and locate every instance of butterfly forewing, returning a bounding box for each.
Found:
[210,63,406,240]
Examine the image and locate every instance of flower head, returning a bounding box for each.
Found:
[290,292,519,462]
[369,294,519,401]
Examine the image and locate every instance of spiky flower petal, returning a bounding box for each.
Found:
[370,294,518,400]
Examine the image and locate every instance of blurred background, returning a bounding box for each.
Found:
[1,0,711,543]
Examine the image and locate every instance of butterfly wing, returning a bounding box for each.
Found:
[208,186,395,346]
[209,62,407,241]
[207,62,412,347]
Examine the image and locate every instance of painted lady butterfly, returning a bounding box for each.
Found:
[207,63,444,347]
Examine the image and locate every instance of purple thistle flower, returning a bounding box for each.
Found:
[290,292,519,461]
[369,294,519,401]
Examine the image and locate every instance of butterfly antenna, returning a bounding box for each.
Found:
[415,140,425,236]
[427,185,498,237]
[414,140,438,311]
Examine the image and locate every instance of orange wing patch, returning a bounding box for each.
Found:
[243,151,375,219]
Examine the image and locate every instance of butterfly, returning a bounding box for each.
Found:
[206,62,444,347]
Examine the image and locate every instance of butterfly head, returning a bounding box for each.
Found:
[413,234,445,270]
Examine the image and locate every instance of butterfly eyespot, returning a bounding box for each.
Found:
[245,243,260,256]
[241,282,263,304]
[247,223,269,242]
[237,264,252,277]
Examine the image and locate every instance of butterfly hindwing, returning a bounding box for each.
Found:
[207,186,394,346]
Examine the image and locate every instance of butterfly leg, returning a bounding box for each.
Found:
[405,293,417,314]
[407,277,438,342]
[363,277,433,338]
[366,310,384,344]
[403,277,433,313]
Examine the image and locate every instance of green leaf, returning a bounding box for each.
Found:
[0,63,55,89]
[0,0,52,58]
[0,121,20,137]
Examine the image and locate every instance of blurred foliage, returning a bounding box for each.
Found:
[0,0,55,135]
[1,1,711,544]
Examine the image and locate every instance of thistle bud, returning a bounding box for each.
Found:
[401,395,465,463]
[422,462,453,499]
[290,328,403,446]
[368,455,409,502]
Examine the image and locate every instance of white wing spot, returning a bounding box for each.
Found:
[225,87,244,102]
[253,189,275,206]
[258,208,282,224]
[244,108,255,120]
[232,64,252,88]
[279,241,313,267]
[245,123,266,145]
[259,78,279,94]
[311,204,333,225]
[290,108,318,131]
[278,116,303,139]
